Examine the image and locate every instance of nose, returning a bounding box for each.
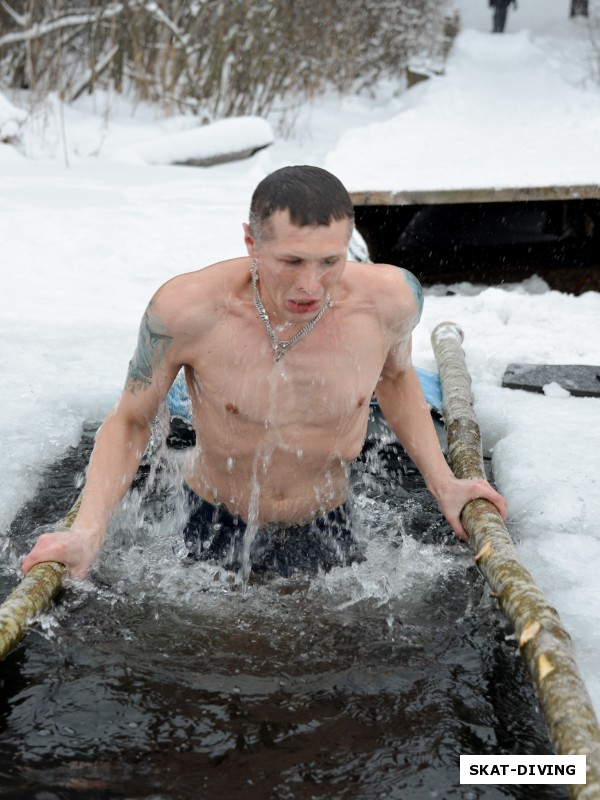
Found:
[297,264,320,295]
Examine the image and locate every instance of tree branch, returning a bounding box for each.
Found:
[0,4,124,49]
[68,43,119,102]
[0,0,27,28]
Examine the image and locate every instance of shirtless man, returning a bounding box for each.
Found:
[22,165,506,578]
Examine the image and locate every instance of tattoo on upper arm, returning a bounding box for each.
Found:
[126,302,173,393]
[401,269,424,323]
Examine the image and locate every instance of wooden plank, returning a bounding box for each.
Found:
[350,184,600,206]
[502,364,600,398]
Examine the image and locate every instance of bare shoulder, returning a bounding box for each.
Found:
[123,258,249,397]
[345,261,423,332]
[150,257,249,337]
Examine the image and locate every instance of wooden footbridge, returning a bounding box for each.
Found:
[351,183,600,292]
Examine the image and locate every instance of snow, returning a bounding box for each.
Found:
[543,381,572,398]
[112,116,274,166]
[1,0,600,719]
[0,91,26,142]
[327,5,600,191]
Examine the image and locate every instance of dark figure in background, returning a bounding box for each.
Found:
[490,0,517,33]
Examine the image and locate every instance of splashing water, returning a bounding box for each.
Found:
[0,419,566,800]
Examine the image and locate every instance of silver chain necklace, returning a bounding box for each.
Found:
[250,260,332,362]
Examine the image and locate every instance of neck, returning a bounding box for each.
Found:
[250,260,332,362]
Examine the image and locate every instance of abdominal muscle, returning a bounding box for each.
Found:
[183,415,368,525]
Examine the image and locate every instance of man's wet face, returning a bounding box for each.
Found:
[247,210,351,323]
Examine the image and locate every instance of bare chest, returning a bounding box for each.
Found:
[184,308,388,429]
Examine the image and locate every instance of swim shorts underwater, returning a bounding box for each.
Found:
[182,488,365,577]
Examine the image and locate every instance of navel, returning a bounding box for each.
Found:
[225,402,240,415]
[357,396,367,408]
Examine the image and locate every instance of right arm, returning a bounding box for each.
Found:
[374,266,507,541]
[21,298,181,577]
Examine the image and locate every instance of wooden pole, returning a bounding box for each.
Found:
[431,321,600,799]
[0,495,80,661]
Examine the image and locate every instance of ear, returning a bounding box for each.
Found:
[243,223,258,258]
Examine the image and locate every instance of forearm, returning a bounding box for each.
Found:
[376,366,507,540]
[21,407,152,577]
[71,409,152,545]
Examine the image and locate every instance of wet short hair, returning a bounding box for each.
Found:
[249,165,354,242]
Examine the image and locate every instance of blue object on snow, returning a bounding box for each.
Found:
[166,365,443,422]
[368,367,442,413]
[415,366,443,414]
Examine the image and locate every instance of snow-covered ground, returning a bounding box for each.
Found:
[327,0,600,190]
[1,0,600,719]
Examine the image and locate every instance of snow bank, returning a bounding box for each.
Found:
[0,92,26,143]
[326,28,600,192]
[115,116,274,166]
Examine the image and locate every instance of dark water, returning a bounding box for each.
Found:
[0,420,567,800]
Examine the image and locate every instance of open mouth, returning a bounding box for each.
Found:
[288,298,319,313]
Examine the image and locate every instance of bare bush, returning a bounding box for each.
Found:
[0,0,455,123]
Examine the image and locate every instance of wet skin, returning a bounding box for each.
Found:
[21,211,507,577]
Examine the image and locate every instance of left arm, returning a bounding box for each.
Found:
[375,270,507,540]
